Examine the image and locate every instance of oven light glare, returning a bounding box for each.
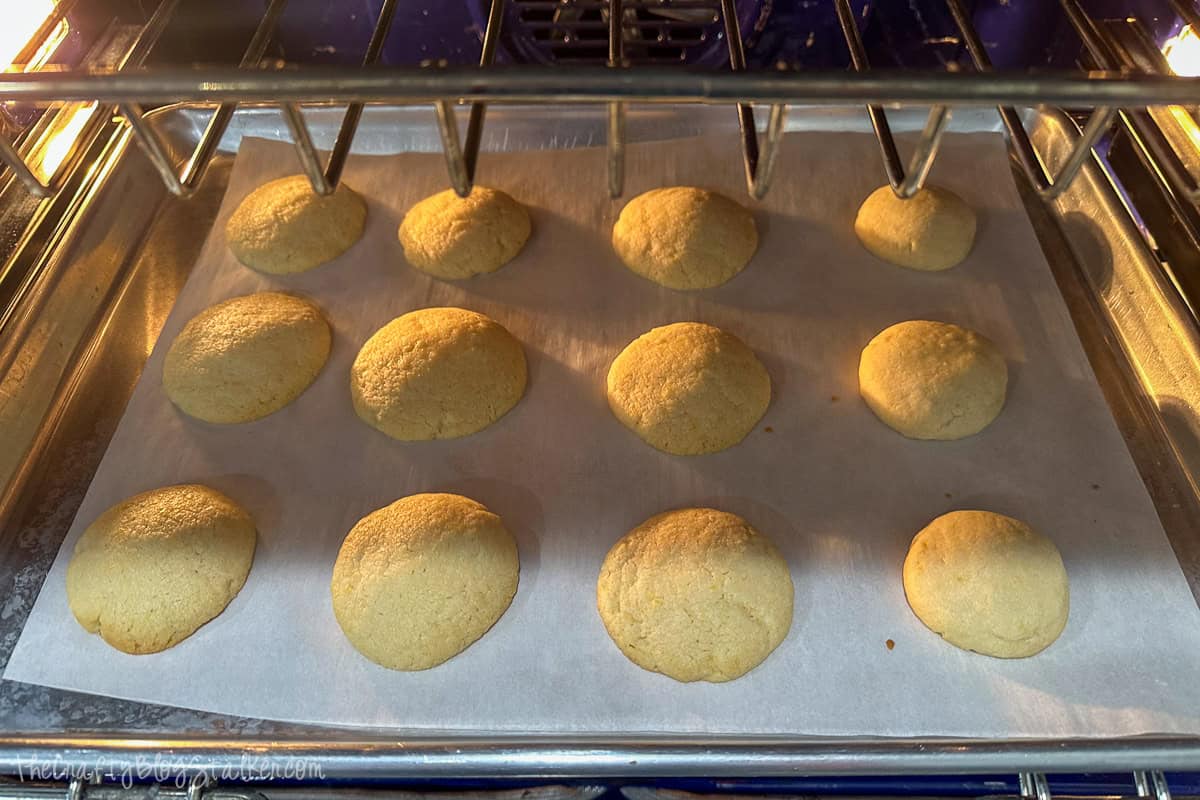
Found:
[1,0,64,73]
[1163,25,1200,77]
[35,101,97,181]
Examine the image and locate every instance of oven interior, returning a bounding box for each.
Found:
[3,0,1200,794]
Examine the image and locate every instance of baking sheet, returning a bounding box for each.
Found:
[7,128,1200,738]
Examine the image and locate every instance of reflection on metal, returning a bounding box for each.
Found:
[31,101,98,183]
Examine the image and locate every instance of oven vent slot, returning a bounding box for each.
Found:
[511,0,723,64]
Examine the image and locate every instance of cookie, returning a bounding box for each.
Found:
[903,510,1069,658]
[351,307,527,440]
[607,322,770,454]
[854,185,976,271]
[398,187,531,279]
[612,187,758,289]
[597,507,793,682]
[858,319,1007,440]
[226,175,367,274]
[331,493,519,670]
[66,484,257,654]
[163,291,331,424]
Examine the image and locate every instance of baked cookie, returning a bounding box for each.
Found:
[351,307,526,440]
[903,510,1069,658]
[163,291,331,424]
[858,319,1006,440]
[612,187,758,289]
[226,175,367,274]
[597,507,793,682]
[331,492,519,670]
[854,185,976,271]
[607,322,770,455]
[398,187,531,280]
[66,484,257,654]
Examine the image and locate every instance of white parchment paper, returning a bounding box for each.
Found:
[7,129,1200,737]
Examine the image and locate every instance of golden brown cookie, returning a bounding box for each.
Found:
[66,484,257,654]
[854,185,976,271]
[597,507,793,682]
[607,322,770,454]
[858,320,1006,440]
[226,175,366,274]
[398,187,531,279]
[331,493,519,670]
[612,187,758,289]
[903,510,1069,658]
[163,292,331,424]
[351,307,527,440]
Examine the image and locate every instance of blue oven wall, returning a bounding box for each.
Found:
[115,0,1188,68]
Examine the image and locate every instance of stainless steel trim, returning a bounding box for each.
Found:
[0,736,1198,777]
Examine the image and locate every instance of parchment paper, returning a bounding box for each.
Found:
[8,129,1200,737]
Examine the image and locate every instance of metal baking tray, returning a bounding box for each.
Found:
[1,104,1199,777]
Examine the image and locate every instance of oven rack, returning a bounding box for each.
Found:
[2,0,1200,205]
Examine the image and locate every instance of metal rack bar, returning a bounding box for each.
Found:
[320,0,399,193]
[8,0,81,72]
[1020,773,1051,800]
[3,68,1193,108]
[435,99,469,194]
[1,734,1200,777]
[947,0,1115,199]
[719,0,785,198]
[834,0,948,198]
[119,101,185,195]
[516,0,719,8]
[462,0,506,184]
[280,102,330,195]
[436,0,505,196]
[177,0,290,192]
[1062,0,1200,205]
[118,0,183,72]
[943,0,1053,194]
[0,0,181,198]
[608,0,626,197]
[0,131,54,197]
[1136,770,1174,800]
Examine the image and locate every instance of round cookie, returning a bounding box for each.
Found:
[854,184,976,271]
[398,187,531,280]
[903,510,1069,658]
[163,291,331,424]
[597,507,793,682]
[858,320,1006,440]
[607,322,770,455]
[226,175,367,274]
[66,484,257,654]
[351,307,527,441]
[612,187,758,290]
[331,493,519,670]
